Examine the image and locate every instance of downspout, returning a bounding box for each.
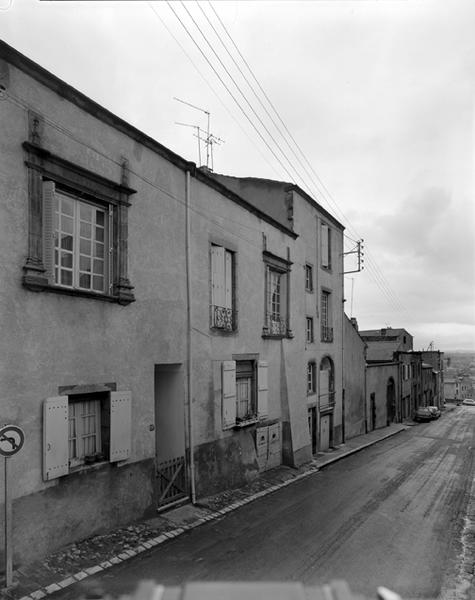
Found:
[185,168,196,504]
[341,241,345,444]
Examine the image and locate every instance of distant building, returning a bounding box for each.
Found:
[359,327,413,362]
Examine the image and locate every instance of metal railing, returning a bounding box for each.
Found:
[265,314,288,336]
[321,325,334,342]
[210,305,236,332]
[319,391,336,412]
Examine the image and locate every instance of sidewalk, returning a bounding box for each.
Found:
[2,423,409,600]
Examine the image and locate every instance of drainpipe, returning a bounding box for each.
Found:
[185,168,196,504]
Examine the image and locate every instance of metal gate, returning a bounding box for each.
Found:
[156,456,188,507]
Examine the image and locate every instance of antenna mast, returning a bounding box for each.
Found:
[174,97,224,170]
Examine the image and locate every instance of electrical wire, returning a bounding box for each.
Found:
[146,2,282,180]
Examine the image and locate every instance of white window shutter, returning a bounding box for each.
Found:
[321,224,329,268]
[43,396,69,481]
[211,245,225,307]
[224,250,233,309]
[320,369,330,398]
[222,361,236,429]
[43,180,55,284]
[110,391,132,462]
[258,361,269,419]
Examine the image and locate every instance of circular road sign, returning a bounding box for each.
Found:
[0,425,25,457]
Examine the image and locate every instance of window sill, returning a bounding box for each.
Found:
[68,459,110,476]
[233,417,259,429]
[22,279,135,305]
[262,329,294,340]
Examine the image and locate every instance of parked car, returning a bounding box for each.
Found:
[413,407,433,422]
[427,406,441,419]
[462,398,475,406]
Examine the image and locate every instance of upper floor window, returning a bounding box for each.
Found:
[306,317,314,343]
[262,251,292,338]
[321,223,331,269]
[210,244,236,332]
[307,361,316,395]
[321,290,333,342]
[53,188,111,294]
[305,263,313,292]
[22,140,135,304]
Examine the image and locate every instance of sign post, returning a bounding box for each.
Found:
[0,425,25,588]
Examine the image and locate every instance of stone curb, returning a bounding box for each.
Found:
[5,426,408,600]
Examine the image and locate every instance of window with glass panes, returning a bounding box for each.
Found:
[54,192,109,293]
[305,264,313,292]
[306,317,314,343]
[235,360,256,420]
[268,268,281,319]
[307,362,316,394]
[68,397,102,467]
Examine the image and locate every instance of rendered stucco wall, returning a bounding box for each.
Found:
[343,317,367,439]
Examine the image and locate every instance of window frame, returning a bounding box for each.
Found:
[43,388,131,481]
[53,188,112,294]
[306,316,314,344]
[262,250,292,339]
[307,361,316,395]
[221,359,269,429]
[321,289,333,343]
[305,263,314,292]
[321,222,332,270]
[210,243,237,332]
[22,141,136,304]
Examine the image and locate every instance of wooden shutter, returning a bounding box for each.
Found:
[224,250,233,309]
[321,224,329,268]
[110,391,132,462]
[258,361,269,419]
[320,369,329,400]
[43,396,69,481]
[43,180,55,284]
[222,361,236,429]
[211,245,225,307]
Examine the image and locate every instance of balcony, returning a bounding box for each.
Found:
[321,325,334,343]
[210,305,236,332]
[319,391,336,413]
[263,314,288,337]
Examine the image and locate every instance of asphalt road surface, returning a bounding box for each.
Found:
[53,406,475,599]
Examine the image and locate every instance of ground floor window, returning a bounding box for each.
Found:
[68,395,103,467]
[44,390,131,480]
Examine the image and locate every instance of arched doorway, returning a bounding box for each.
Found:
[319,357,334,451]
[386,377,396,425]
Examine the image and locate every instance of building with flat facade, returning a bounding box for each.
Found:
[0,41,347,565]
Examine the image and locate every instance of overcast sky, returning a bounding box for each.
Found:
[1,0,474,351]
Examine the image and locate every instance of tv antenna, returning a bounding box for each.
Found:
[174,97,224,170]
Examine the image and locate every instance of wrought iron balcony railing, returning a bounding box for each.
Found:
[264,314,288,336]
[321,324,334,343]
[319,391,336,412]
[210,305,236,332]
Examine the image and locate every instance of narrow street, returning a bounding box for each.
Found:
[52,407,474,599]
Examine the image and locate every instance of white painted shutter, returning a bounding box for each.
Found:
[43,396,69,481]
[258,360,269,419]
[110,391,132,462]
[224,250,233,309]
[43,180,55,284]
[211,245,225,307]
[320,369,329,400]
[321,224,329,268]
[222,361,236,429]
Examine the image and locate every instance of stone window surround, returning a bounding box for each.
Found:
[22,139,136,305]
